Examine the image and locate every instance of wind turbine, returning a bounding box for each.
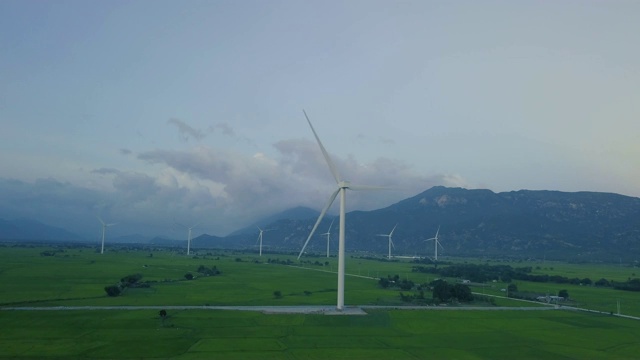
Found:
[376,224,398,260]
[176,222,199,255]
[425,226,443,261]
[97,216,116,254]
[256,227,271,256]
[297,110,381,311]
[319,218,335,258]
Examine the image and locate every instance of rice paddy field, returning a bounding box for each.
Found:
[1,244,639,359]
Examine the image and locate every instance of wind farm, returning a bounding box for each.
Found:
[3,1,640,358]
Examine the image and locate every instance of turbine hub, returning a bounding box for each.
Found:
[338,180,351,189]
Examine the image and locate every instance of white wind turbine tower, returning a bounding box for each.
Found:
[297,110,381,311]
[319,218,335,258]
[176,222,199,255]
[256,227,271,256]
[425,226,443,261]
[376,224,398,260]
[97,216,116,254]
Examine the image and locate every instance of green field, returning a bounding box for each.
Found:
[1,244,640,359]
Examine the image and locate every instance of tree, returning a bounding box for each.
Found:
[184,273,194,280]
[378,277,391,288]
[273,290,282,299]
[399,279,415,291]
[104,285,121,297]
[432,280,452,303]
[120,273,143,286]
[507,283,518,293]
[558,289,569,299]
[452,284,474,302]
[159,309,167,318]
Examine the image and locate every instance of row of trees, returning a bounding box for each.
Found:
[378,275,474,304]
[431,280,474,303]
[422,263,640,292]
[104,273,149,297]
[411,263,619,287]
[186,265,222,280]
[107,264,224,296]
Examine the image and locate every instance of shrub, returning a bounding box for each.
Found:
[104,285,121,297]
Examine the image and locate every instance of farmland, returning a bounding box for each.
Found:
[1,244,640,359]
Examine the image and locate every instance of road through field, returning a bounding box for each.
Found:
[0,304,559,315]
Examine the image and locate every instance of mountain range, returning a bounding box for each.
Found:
[2,187,639,262]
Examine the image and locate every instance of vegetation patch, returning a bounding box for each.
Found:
[104,273,150,297]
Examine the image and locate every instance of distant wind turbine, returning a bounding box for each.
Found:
[319,218,335,258]
[176,222,199,255]
[97,216,116,254]
[377,224,398,260]
[256,227,272,256]
[297,110,383,311]
[425,226,443,261]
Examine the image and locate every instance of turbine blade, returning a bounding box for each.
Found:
[390,239,395,249]
[97,216,105,225]
[390,224,398,236]
[297,188,340,259]
[303,110,342,183]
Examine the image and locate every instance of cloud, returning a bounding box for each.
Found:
[378,137,395,145]
[0,136,467,239]
[0,177,114,237]
[92,168,160,201]
[167,118,206,142]
[119,148,132,155]
[138,139,468,224]
[213,122,235,136]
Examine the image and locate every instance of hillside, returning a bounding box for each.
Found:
[199,187,640,262]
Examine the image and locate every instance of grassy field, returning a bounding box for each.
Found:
[2,308,639,359]
[1,244,640,359]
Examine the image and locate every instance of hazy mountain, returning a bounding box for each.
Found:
[198,187,640,262]
[0,218,84,242]
[4,187,640,262]
[348,186,640,262]
[113,233,150,244]
[227,206,320,236]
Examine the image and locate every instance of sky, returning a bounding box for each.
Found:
[1,0,639,239]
